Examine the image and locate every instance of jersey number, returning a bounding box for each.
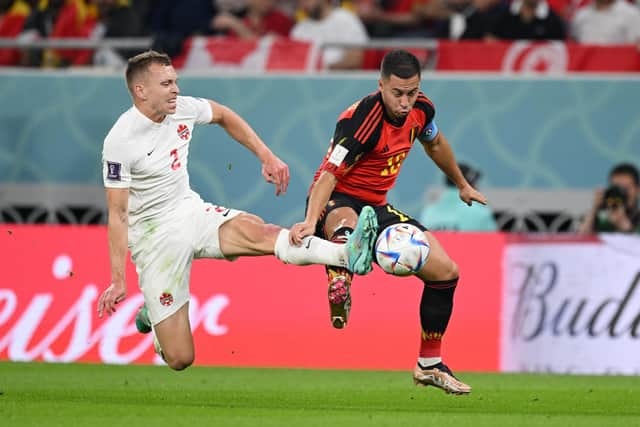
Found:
[381,153,406,176]
[170,149,181,170]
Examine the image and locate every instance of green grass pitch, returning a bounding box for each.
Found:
[1,362,638,427]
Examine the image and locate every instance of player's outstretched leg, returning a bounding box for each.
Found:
[345,206,378,275]
[413,362,472,395]
[135,304,152,334]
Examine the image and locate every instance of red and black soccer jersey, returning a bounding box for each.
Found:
[311,91,437,206]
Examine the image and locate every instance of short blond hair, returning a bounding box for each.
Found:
[125,50,171,93]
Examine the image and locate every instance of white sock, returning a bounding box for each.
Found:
[274,229,348,267]
[418,357,442,368]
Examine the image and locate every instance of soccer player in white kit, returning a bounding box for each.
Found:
[96,51,378,371]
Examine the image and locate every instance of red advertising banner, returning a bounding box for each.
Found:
[0,226,503,371]
[170,36,640,73]
[434,40,640,73]
[172,36,314,71]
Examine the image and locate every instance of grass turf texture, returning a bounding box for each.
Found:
[1,362,638,427]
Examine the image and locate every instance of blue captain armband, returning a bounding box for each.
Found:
[418,120,439,143]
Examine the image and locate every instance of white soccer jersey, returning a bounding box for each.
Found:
[102,96,213,231]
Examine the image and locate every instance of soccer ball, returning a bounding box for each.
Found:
[375,224,430,276]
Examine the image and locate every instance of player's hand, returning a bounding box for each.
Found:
[459,185,487,206]
[289,221,316,246]
[262,154,290,196]
[97,281,127,318]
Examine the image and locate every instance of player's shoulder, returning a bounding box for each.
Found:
[104,107,138,147]
[338,91,382,121]
[177,95,206,106]
[175,95,209,114]
[413,91,436,121]
[415,91,435,110]
[171,96,213,125]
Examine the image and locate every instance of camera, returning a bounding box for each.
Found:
[600,184,628,210]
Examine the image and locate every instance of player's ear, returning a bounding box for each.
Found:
[134,83,146,101]
[378,79,383,92]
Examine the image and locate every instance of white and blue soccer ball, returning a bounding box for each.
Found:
[375,224,430,276]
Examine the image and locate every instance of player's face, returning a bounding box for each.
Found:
[378,73,421,121]
[142,63,180,119]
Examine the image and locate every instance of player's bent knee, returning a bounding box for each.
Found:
[261,223,282,242]
[164,351,195,371]
[430,256,459,280]
[247,222,281,253]
[447,260,459,280]
[419,255,459,281]
[166,357,194,371]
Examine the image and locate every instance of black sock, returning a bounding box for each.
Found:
[420,277,458,337]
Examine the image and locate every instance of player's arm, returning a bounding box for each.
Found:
[289,168,340,245]
[306,171,338,225]
[421,131,465,188]
[98,187,129,317]
[208,99,289,196]
[290,170,339,245]
[421,131,487,206]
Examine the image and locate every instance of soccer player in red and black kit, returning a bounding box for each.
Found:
[289,50,487,394]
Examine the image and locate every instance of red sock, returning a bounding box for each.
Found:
[419,331,443,358]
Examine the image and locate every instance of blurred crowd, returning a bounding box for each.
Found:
[0,0,639,68]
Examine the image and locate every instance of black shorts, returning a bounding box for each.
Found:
[312,191,427,240]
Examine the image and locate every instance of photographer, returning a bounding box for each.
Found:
[579,163,640,234]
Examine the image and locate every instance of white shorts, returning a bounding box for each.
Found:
[129,196,242,325]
